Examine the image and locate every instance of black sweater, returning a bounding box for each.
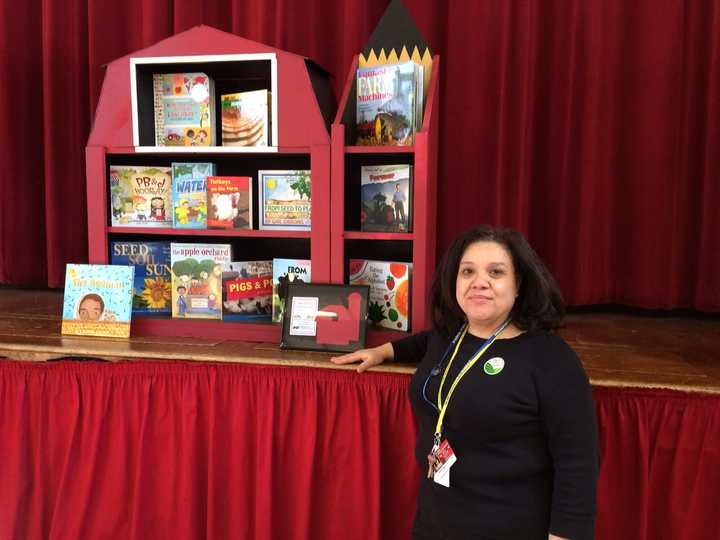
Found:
[393,329,598,540]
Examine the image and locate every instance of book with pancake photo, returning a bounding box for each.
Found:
[153,72,215,147]
[206,175,252,230]
[221,90,271,147]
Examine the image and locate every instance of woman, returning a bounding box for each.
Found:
[332,225,598,540]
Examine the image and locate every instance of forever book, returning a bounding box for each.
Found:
[360,164,412,232]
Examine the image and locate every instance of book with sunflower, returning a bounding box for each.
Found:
[110,241,172,315]
[348,259,411,331]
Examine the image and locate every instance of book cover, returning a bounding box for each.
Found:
[172,162,214,229]
[207,176,253,229]
[349,259,411,331]
[221,90,271,146]
[170,243,232,320]
[110,241,172,315]
[258,170,312,231]
[109,165,172,227]
[355,61,422,146]
[272,258,311,323]
[153,72,215,146]
[222,260,273,321]
[360,164,412,232]
[61,264,135,338]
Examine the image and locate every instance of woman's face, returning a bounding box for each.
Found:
[455,241,518,332]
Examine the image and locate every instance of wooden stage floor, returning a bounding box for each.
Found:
[1,288,719,394]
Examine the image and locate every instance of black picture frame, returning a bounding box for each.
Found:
[280,282,370,353]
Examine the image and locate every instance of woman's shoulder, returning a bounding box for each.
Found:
[516,329,584,371]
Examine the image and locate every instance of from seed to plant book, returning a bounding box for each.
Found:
[207,176,252,229]
[109,166,172,227]
[172,162,214,229]
[360,164,412,232]
[355,61,423,146]
[153,72,215,146]
[221,90,271,146]
[61,264,135,338]
[110,241,172,315]
[272,258,311,323]
[170,243,232,320]
[348,259,411,331]
[258,170,312,231]
[222,260,273,321]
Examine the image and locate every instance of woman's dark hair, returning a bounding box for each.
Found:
[428,225,565,336]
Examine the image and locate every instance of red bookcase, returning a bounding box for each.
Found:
[85,26,333,341]
[330,56,441,346]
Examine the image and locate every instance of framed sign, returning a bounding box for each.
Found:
[280,282,370,353]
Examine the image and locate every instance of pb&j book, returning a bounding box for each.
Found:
[109,166,172,227]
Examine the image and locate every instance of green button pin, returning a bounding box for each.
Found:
[483,357,505,375]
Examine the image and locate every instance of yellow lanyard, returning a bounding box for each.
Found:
[433,320,511,441]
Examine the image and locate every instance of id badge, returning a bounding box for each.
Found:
[432,439,457,487]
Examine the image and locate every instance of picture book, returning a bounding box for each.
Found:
[109,165,172,227]
[222,260,273,321]
[272,258,311,323]
[170,243,232,320]
[355,61,423,146]
[207,176,253,229]
[172,162,214,229]
[110,241,172,315]
[258,170,312,231]
[153,72,215,146]
[61,264,135,338]
[360,164,412,232]
[221,90,271,146]
[348,259,412,331]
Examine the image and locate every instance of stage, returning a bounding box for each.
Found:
[1,287,718,393]
[2,287,720,539]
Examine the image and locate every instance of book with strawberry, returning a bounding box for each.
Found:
[348,259,411,331]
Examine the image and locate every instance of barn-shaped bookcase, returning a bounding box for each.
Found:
[86,25,334,341]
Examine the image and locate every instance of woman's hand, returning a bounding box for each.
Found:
[330,343,394,373]
[548,534,568,540]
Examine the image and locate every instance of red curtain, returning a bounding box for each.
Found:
[0,360,419,540]
[1,0,719,309]
[594,386,720,540]
[2,360,720,539]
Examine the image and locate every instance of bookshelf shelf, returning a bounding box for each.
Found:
[331,55,440,334]
[108,227,311,239]
[343,231,415,241]
[344,146,415,154]
[86,26,334,341]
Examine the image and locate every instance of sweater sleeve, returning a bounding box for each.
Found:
[390,330,430,363]
[535,336,598,540]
